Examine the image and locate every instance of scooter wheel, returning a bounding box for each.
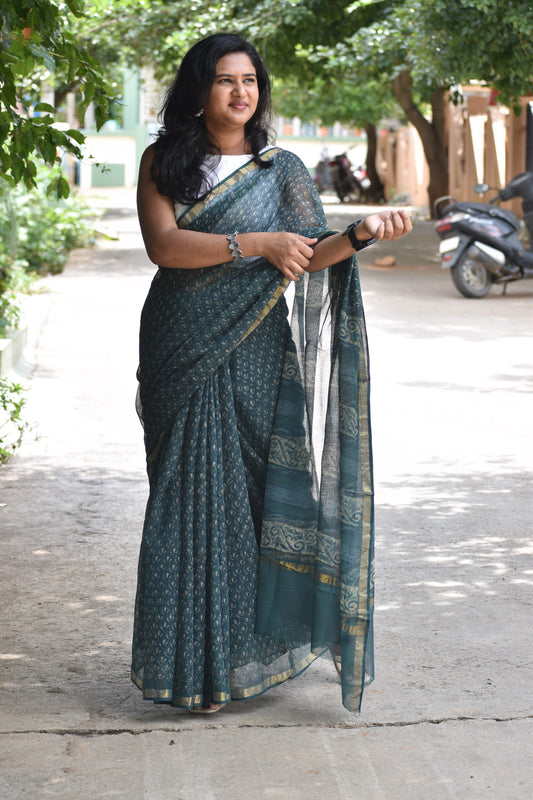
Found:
[451,255,494,298]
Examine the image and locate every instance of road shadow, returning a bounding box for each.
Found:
[1,457,531,729]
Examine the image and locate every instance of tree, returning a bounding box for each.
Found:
[337,0,533,210]
[12,0,529,212]
[273,73,399,201]
[228,0,533,211]
[76,0,400,198]
[74,0,224,82]
[0,0,114,195]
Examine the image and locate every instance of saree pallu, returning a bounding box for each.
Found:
[132,147,374,712]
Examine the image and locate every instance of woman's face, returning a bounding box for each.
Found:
[202,52,259,136]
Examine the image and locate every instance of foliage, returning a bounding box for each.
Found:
[0,377,30,462]
[0,168,96,330]
[79,0,530,122]
[226,0,532,208]
[60,1,533,119]
[314,0,533,107]
[0,256,32,331]
[78,0,232,82]
[424,0,533,112]
[82,0,532,209]
[272,73,399,130]
[308,0,533,205]
[13,179,97,276]
[0,0,115,194]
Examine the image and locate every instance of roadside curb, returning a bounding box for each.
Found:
[0,327,28,378]
[1,286,55,381]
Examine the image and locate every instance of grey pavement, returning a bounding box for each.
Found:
[0,189,532,799]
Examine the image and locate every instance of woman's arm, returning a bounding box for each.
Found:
[306,210,413,273]
[137,146,317,280]
[138,146,411,278]
[137,145,238,269]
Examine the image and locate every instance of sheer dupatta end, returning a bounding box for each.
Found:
[257,258,375,713]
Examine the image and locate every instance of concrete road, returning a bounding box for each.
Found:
[0,191,531,799]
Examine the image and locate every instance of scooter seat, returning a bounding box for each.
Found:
[458,202,520,228]
[487,207,521,227]
[442,199,519,226]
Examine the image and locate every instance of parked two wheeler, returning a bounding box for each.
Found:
[434,172,533,297]
[314,154,369,202]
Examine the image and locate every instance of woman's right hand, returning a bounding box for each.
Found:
[247,232,317,281]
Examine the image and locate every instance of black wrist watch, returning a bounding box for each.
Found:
[342,220,377,251]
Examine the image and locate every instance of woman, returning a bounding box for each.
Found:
[132,33,411,714]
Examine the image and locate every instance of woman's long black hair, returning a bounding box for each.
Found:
[151,33,273,205]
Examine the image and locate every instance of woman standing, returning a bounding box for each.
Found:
[132,33,411,714]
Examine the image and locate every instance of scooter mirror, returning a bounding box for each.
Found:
[474,183,490,194]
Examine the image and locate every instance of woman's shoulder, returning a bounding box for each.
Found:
[140,143,157,167]
[266,147,312,179]
[265,146,306,167]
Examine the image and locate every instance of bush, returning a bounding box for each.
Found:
[0,377,30,463]
[0,250,37,331]
[0,166,97,460]
[14,187,97,276]
[0,167,97,331]
[0,167,97,282]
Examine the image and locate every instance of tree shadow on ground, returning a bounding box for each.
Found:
[1,461,531,728]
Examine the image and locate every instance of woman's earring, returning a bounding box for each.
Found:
[194,109,204,118]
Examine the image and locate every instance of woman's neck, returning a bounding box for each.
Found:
[206,128,250,156]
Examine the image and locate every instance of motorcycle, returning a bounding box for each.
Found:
[314,154,369,203]
[434,172,533,297]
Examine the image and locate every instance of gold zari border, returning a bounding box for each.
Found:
[263,555,340,588]
[131,648,320,706]
[180,146,281,228]
[239,280,289,345]
[131,669,232,705]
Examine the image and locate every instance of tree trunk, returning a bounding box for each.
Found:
[392,70,449,217]
[364,123,385,202]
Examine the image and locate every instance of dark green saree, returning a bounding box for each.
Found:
[132,147,374,712]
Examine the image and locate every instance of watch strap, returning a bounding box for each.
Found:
[342,221,377,251]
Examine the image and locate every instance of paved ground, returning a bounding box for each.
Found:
[0,189,532,799]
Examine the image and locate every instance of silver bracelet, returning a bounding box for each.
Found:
[226,231,244,265]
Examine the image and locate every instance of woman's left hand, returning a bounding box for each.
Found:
[307,208,413,273]
[356,209,412,242]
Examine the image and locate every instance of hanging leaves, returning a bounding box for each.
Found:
[0,0,115,194]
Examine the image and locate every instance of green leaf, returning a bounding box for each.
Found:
[0,122,10,144]
[16,56,35,77]
[28,43,56,72]
[49,128,68,148]
[65,128,85,145]
[45,176,60,197]
[33,102,56,114]
[11,156,24,183]
[65,0,85,18]
[38,132,58,165]
[57,176,70,198]
[1,79,17,109]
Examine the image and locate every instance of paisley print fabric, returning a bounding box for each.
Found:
[132,147,374,712]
